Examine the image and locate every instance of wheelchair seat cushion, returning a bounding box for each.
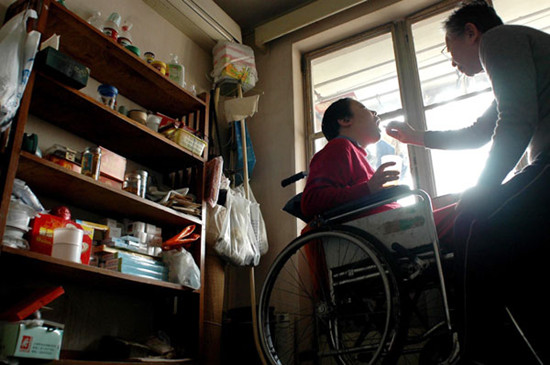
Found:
[283,192,309,222]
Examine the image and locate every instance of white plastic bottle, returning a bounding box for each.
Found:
[118,21,133,47]
[167,54,185,88]
[102,12,121,41]
[87,11,102,30]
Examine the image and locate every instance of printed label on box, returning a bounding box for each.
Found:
[20,336,32,352]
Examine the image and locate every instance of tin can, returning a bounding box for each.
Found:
[136,170,148,198]
[81,147,102,180]
[144,51,155,64]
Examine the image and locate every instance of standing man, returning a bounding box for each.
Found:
[386,1,550,364]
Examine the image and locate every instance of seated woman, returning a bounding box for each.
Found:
[301,98,456,244]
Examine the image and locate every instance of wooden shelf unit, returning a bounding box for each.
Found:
[0,0,209,363]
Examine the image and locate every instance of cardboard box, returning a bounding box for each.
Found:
[29,214,91,265]
[98,175,123,189]
[35,47,89,90]
[0,321,63,360]
[98,146,126,182]
[45,155,81,173]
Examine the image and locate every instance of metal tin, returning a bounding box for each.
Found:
[136,170,148,198]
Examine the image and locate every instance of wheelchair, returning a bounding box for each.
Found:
[257,175,460,365]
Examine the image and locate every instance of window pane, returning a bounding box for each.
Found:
[426,92,494,196]
[310,32,402,133]
[493,0,550,32]
[313,137,327,154]
[368,115,413,188]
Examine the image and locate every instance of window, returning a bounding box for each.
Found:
[304,1,550,197]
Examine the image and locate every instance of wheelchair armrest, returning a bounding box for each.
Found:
[321,185,412,221]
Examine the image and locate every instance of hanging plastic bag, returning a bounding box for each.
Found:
[214,188,259,266]
[206,202,230,250]
[0,9,41,132]
[162,248,201,290]
[235,185,268,256]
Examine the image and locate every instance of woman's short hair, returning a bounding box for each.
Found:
[322,98,353,141]
[444,1,503,36]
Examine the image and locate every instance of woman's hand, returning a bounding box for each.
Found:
[368,162,400,193]
[386,121,425,146]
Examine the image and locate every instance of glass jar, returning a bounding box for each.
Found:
[81,147,101,180]
[123,172,142,196]
[97,84,118,109]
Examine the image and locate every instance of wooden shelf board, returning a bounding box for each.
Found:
[52,360,196,365]
[16,152,202,227]
[30,73,206,169]
[0,246,193,292]
[43,2,206,118]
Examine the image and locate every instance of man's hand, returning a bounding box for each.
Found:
[368,162,400,193]
[386,121,425,146]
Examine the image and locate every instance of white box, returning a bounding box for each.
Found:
[0,321,63,360]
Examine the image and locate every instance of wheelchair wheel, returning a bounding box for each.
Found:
[258,226,408,365]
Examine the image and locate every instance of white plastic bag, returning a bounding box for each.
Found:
[211,40,257,93]
[205,202,230,249]
[235,186,268,255]
[0,10,41,132]
[162,249,201,290]
[214,188,259,266]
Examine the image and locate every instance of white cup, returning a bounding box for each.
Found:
[380,154,402,187]
[52,224,83,263]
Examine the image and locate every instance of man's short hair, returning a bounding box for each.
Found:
[444,1,503,36]
[322,98,353,141]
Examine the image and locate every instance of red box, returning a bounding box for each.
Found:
[99,146,126,182]
[98,175,123,189]
[45,155,81,173]
[29,214,92,265]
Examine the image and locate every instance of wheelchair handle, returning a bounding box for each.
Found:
[281,171,308,187]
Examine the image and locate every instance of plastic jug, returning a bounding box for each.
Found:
[168,54,185,87]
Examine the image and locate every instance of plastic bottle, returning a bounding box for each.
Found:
[102,12,121,41]
[167,54,185,88]
[87,11,102,30]
[118,21,133,47]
